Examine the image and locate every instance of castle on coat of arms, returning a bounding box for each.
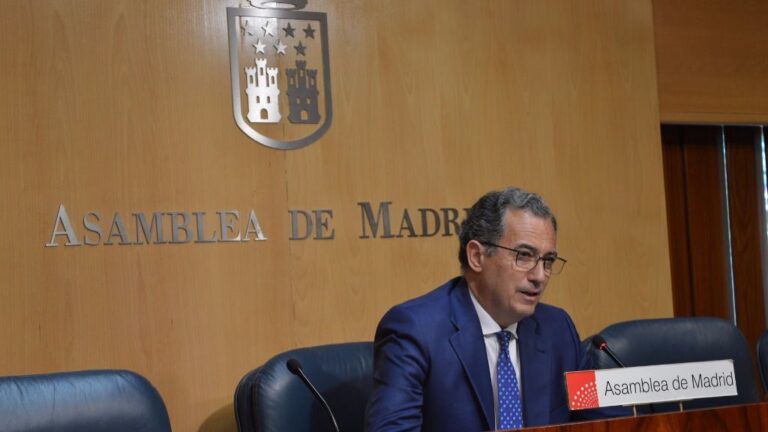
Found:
[243,58,321,125]
[245,58,281,123]
[286,60,320,124]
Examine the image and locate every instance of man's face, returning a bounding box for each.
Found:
[470,209,557,328]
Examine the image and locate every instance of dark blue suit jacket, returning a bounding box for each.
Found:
[366,277,625,431]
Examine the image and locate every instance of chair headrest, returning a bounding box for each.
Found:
[235,341,373,432]
[0,369,171,432]
[756,330,768,392]
[585,317,759,408]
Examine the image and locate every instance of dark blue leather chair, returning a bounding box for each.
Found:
[0,369,171,432]
[584,317,759,413]
[758,330,768,393]
[234,342,373,432]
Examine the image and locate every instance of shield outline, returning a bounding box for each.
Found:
[227,7,333,150]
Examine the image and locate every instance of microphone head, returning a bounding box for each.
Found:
[591,335,608,350]
[286,358,303,375]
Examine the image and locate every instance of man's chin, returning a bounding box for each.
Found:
[506,303,538,323]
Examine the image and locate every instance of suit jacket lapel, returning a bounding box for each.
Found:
[448,280,494,430]
[518,314,550,426]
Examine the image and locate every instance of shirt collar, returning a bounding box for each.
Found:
[468,288,518,339]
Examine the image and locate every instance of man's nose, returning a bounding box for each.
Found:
[527,259,549,283]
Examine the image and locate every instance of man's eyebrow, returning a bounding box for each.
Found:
[514,243,539,253]
[515,242,557,257]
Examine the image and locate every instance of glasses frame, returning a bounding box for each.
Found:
[479,241,567,275]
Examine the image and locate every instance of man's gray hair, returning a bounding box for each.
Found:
[458,187,557,271]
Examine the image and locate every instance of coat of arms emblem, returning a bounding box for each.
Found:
[228,1,332,149]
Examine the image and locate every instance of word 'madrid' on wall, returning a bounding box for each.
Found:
[45,202,470,247]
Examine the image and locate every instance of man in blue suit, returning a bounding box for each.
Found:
[366,188,626,431]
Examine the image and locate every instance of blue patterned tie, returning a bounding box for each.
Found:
[497,330,523,429]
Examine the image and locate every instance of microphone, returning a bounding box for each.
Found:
[591,335,661,415]
[591,335,626,368]
[286,358,340,432]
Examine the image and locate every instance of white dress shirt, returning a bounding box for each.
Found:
[469,289,522,429]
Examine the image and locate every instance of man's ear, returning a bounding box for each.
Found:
[466,240,485,272]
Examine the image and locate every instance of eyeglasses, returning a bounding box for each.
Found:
[480,241,567,275]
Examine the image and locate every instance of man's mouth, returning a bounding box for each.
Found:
[519,289,540,299]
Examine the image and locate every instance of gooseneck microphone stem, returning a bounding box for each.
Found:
[286,358,340,432]
[591,335,626,368]
[591,335,656,416]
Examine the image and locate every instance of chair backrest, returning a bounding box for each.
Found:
[584,317,759,413]
[234,341,373,432]
[0,369,172,432]
[758,330,768,393]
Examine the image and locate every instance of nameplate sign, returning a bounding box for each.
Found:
[565,360,737,410]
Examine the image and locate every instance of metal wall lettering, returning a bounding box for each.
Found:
[45,202,468,247]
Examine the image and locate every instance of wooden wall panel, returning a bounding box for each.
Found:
[724,126,766,353]
[662,126,695,317]
[0,1,672,430]
[661,126,731,318]
[653,0,768,123]
[661,125,766,393]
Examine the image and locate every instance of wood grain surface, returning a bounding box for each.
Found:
[653,0,768,123]
[0,1,672,430]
